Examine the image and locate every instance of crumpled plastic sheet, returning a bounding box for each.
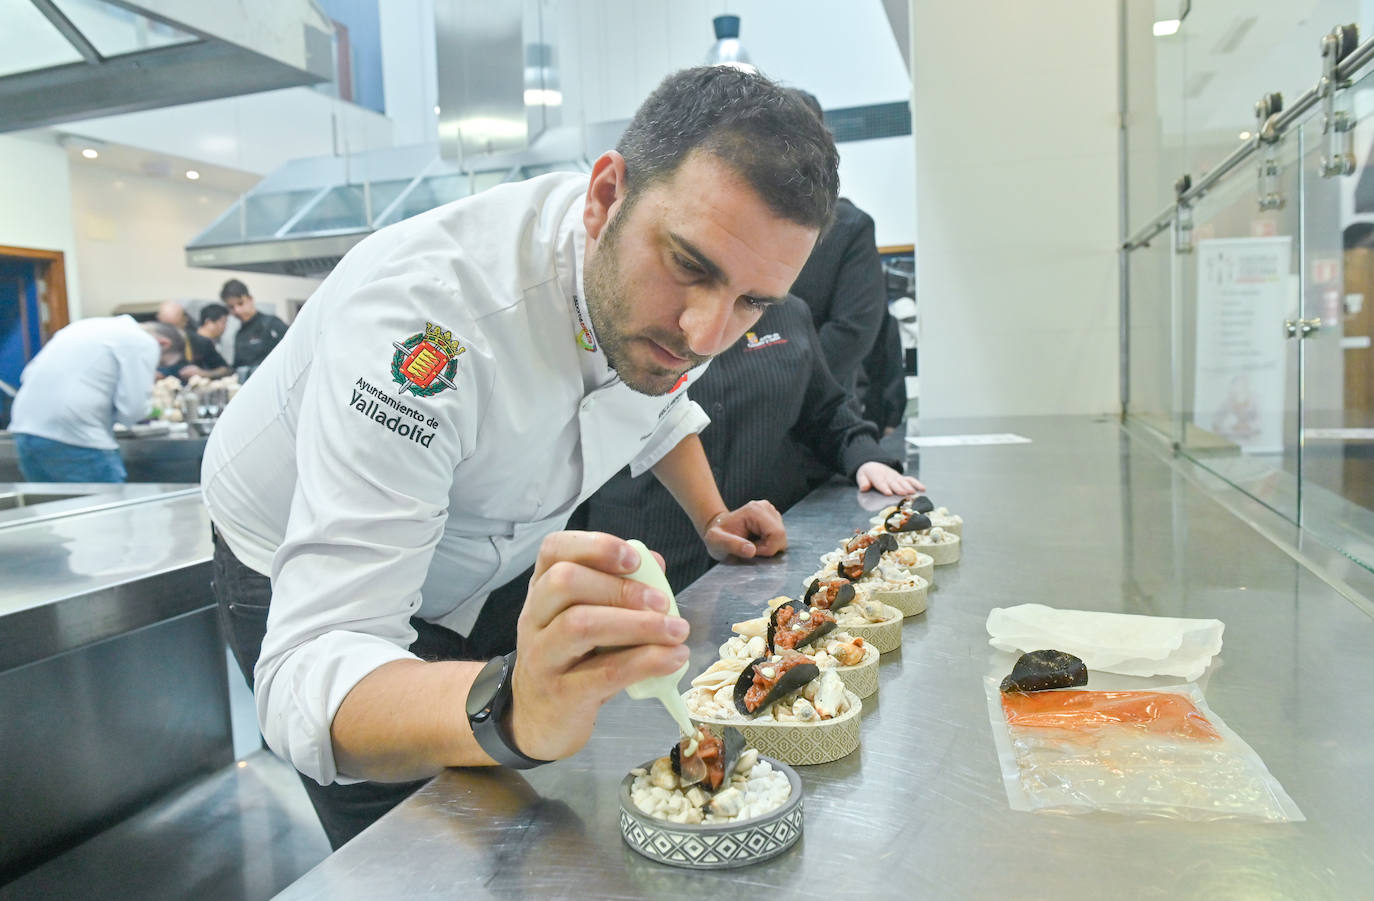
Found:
[985,679,1303,822]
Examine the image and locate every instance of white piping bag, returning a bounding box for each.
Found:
[621,540,695,737]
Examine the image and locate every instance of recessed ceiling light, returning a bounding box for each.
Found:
[1153,19,1181,36]
[1238,131,1252,140]
[185,169,201,180]
[434,105,441,115]
[81,147,98,159]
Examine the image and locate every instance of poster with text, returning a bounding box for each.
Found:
[1193,236,1291,454]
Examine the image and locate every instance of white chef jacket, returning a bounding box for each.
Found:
[9,315,158,450]
[201,173,711,784]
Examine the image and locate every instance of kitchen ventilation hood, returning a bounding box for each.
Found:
[0,0,332,133]
[184,127,597,278]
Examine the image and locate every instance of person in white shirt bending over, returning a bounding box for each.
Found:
[10,316,182,482]
[202,65,839,847]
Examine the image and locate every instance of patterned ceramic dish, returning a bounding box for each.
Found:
[619,756,803,869]
[686,688,863,765]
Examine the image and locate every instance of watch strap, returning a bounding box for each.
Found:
[470,651,551,770]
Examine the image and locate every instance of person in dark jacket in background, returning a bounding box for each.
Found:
[182,303,234,380]
[578,295,923,592]
[787,92,889,401]
[221,278,287,374]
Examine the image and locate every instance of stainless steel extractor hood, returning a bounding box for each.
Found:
[0,0,333,133]
[184,128,596,278]
[185,0,601,279]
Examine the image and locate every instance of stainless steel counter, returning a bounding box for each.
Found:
[279,416,1374,899]
[0,431,208,483]
[0,484,229,879]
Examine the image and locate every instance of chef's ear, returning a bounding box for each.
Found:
[584,151,628,243]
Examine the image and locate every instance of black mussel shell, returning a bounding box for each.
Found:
[670,736,707,786]
[909,495,935,514]
[999,649,1088,693]
[858,533,898,576]
[767,599,836,653]
[732,655,822,717]
[885,509,932,533]
[715,726,746,791]
[807,578,856,613]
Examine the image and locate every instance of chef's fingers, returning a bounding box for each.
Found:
[522,560,669,631]
[856,466,875,492]
[740,500,787,556]
[704,524,756,561]
[564,643,692,704]
[537,605,689,670]
[530,530,640,583]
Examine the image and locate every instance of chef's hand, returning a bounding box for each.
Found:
[855,462,925,495]
[700,500,787,562]
[178,364,207,379]
[507,531,689,762]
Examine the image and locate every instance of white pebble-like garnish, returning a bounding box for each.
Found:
[799,611,811,621]
[759,666,776,680]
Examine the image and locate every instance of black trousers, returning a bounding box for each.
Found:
[211,528,527,850]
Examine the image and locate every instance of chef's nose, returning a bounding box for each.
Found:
[679,289,735,357]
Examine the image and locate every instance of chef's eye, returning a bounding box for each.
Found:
[741,295,769,310]
[673,252,704,276]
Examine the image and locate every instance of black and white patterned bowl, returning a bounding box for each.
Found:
[618,756,803,869]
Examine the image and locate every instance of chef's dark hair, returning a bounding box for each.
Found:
[199,303,229,326]
[220,278,250,301]
[617,66,839,231]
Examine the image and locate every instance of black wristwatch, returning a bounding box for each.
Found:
[466,651,550,770]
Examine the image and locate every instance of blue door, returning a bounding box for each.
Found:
[0,259,42,429]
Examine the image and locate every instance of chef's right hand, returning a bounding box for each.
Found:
[506,531,690,762]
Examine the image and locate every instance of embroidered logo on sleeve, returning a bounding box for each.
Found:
[391,323,466,397]
[744,330,787,350]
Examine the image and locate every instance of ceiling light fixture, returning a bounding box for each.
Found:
[81,147,99,159]
[186,169,201,180]
[1153,19,1180,36]
[705,15,756,73]
[1238,131,1252,140]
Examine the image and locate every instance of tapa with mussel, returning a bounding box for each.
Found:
[768,599,837,653]
[734,654,822,717]
[669,725,747,793]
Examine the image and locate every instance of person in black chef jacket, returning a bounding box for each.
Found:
[577,295,924,592]
[181,303,234,380]
[221,278,287,376]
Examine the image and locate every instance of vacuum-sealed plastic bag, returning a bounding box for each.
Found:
[985,679,1303,822]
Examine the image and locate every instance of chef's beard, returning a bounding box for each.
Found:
[584,204,710,396]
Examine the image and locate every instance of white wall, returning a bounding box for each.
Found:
[556,0,916,245]
[913,0,1121,419]
[0,134,83,319]
[379,0,439,147]
[68,164,321,319]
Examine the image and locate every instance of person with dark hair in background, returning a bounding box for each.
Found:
[181,303,234,380]
[220,278,288,374]
[9,317,182,482]
[580,293,923,592]
[201,66,839,846]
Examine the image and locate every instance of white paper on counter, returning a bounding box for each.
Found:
[986,603,1224,681]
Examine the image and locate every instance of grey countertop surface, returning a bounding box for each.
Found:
[277,416,1374,900]
[0,483,211,671]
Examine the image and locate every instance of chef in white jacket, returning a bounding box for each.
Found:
[202,65,839,847]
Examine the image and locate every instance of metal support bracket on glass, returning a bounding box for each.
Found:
[1173,174,1193,255]
[1319,23,1359,178]
[1254,92,1284,210]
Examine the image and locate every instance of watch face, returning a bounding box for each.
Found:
[466,656,508,721]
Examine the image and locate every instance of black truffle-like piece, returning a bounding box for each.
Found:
[999,650,1088,693]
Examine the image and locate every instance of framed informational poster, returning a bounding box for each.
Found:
[1192,237,1292,454]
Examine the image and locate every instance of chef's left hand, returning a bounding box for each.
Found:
[855,462,925,495]
[700,500,787,562]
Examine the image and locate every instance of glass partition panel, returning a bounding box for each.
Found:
[1298,66,1374,569]
[193,188,323,246]
[1176,133,1303,523]
[0,0,84,76]
[51,0,197,58]
[283,180,413,235]
[377,174,470,226]
[1126,236,1176,438]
